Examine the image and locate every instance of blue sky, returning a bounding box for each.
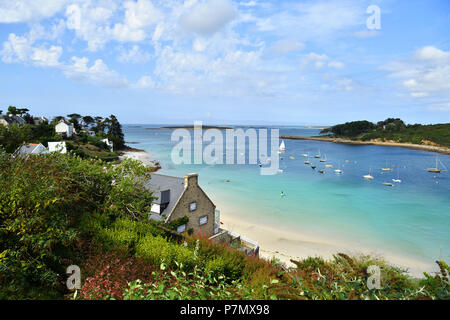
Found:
[0,0,449,125]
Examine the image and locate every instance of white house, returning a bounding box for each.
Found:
[102,138,114,151]
[48,141,67,154]
[14,143,47,156]
[55,120,74,138]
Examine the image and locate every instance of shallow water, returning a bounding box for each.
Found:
[124,124,450,266]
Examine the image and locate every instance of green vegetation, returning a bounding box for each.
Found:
[0,151,448,300]
[321,118,450,147]
[0,106,126,161]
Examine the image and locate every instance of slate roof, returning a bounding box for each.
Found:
[0,115,25,124]
[144,173,185,215]
[15,143,43,155]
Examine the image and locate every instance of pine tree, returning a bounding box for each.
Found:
[107,114,125,150]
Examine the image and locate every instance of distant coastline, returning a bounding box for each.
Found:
[281,135,450,155]
[146,125,233,130]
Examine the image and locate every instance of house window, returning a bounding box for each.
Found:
[199,216,208,226]
[189,202,197,212]
[177,224,186,233]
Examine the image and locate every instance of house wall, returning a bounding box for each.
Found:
[55,123,73,137]
[167,174,215,237]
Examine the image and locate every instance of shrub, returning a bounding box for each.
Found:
[136,235,197,271]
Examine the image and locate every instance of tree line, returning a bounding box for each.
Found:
[1,105,125,151]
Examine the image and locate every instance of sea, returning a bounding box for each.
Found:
[123,124,450,271]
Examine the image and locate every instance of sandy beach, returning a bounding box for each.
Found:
[214,198,437,278]
[119,150,161,168]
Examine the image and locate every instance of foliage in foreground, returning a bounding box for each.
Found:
[0,152,154,298]
[0,151,448,300]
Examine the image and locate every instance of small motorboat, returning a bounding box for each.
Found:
[304,161,311,165]
[318,169,325,174]
[383,182,394,186]
[311,165,316,169]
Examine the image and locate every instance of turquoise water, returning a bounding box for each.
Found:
[124,124,450,266]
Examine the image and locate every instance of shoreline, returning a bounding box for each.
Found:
[281,135,450,155]
[119,150,161,170]
[124,145,440,279]
[213,197,437,278]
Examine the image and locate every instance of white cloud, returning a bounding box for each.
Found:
[0,0,69,23]
[384,46,450,99]
[63,56,129,88]
[1,33,32,63]
[265,38,304,57]
[31,45,62,67]
[118,45,150,64]
[415,46,450,62]
[328,61,344,69]
[132,75,155,89]
[179,0,236,35]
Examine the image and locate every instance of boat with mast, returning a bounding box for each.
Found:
[427,154,447,173]
[320,154,327,162]
[363,168,374,180]
[334,162,342,174]
[381,160,392,171]
[392,166,402,183]
[278,140,286,153]
[314,149,321,158]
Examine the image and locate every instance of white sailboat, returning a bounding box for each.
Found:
[363,168,374,180]
[278,140,286,153]
[320,154,327,162]
[381,160,392,171]
[392,166,402,183]
[314,149,321,158]
[334,162,342,174]
[427,154,447,173]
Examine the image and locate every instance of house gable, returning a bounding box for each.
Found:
[166,174,216,237]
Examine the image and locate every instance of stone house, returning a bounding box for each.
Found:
[145,173,218,237]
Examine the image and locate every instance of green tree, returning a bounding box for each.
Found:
[6,106,19,116]
[82,115,94,127]
[67,113,82,131]
[107,114,125,150]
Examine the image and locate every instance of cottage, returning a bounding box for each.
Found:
[0,115,25,126]
[14,143,47,156]
[101,138,114,151]
[48,141,67,154]
[146,173,218,237]
[55,120,74,138]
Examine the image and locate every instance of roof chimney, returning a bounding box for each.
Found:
[184,173,198,188]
